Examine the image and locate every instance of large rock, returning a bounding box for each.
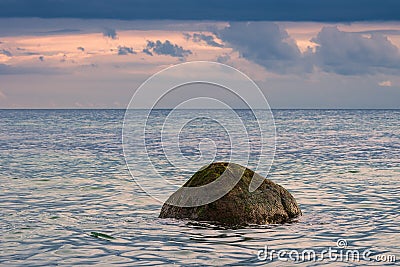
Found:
[159,162,301,226]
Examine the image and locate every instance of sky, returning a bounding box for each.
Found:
[0,0,399,108]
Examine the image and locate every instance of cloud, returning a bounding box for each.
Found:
[378,80,392,87]
[186,33,223,47]
[60,54,67,62]
[14,47,39,56]
[41,28,81,35]
[182,32,191,40]
[39,56,44,61]
[103,28,117,39]
[216,53,231,63]
[77,46,85,51]
[215,23,400,75]
[217,22,310,74]
[355,29,400,35]
[23,52,39,55]
[117,46,135,55]
[142,48,153,56]
[143,40,192,58]
[312,26,400,75]
[0,49,12,57]
[0,63,65,75]
[0,0,399,21]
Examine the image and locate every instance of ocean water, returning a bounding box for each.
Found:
[0,109,399,266]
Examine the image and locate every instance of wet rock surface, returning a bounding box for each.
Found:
[159,162,302,226]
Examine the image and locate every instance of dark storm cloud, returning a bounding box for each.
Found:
[117,46,135,55]
[219,22,301,60]
[217,22,311,73]
[186,33,223,47]
[144,40,192,58]
[103,28,117,39]
[0,0,398,21]
[216,22,400,75]
[312,26,400,75]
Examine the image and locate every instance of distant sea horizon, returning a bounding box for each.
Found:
[1,108,400,110]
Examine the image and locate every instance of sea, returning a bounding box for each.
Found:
[0,109,399,266]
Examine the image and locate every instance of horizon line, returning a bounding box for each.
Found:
[1,108,399,111]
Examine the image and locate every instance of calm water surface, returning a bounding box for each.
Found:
[0,109,399,266]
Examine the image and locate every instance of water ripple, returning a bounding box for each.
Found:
[0,109,399,266]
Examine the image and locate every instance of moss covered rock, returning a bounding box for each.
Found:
[159,162,301,226]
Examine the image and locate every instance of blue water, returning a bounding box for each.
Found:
[0,109,399,266]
